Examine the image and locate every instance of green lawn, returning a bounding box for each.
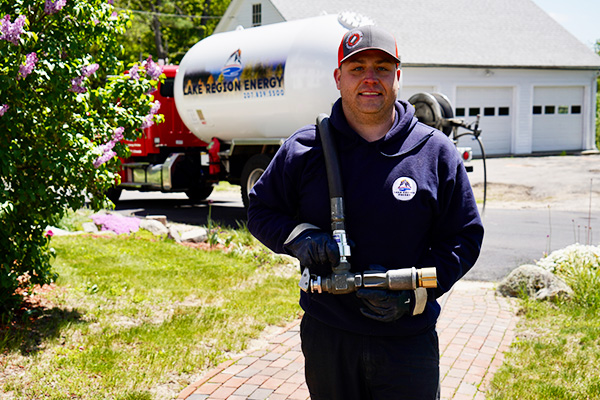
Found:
[1,232,301,399]
[487,245,600,399]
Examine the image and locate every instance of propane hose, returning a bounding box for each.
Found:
[298,114,437,295]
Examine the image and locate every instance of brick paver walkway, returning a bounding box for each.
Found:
[178,280,519,400]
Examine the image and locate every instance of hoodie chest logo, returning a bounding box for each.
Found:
[392,177,417,201]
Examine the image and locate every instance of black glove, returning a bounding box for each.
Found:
[356,288,414,322]
[284,230,340,276]
[356,265,414,322]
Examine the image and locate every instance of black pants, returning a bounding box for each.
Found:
[300,314,440,400]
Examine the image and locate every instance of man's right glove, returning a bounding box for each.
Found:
[283,229,340,277]
[356,288,414,323]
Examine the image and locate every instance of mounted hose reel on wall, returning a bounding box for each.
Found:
[408,92,488,212]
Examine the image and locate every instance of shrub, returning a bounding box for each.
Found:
[0,0,163,317]
[537,244,600,308]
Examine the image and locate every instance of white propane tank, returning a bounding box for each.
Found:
[174,13,374,142]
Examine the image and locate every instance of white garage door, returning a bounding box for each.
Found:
[455,87,513,156]
[532,86,584,152]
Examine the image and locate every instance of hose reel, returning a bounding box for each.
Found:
[408,92,488,213]
[407,92,454,137]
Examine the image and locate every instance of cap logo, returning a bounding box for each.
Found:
[345,31,363,49]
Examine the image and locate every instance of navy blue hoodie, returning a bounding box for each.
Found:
[248,98,483,337]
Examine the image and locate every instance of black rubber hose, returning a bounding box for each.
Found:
[455,131,487,214]
[317,114,344,199]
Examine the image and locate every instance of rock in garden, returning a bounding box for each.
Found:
[497,264,573,301]
[180,228,208,243]
[139,219,169,236]
[145,215,167,226]
[82,222,99,233]
[168,226,182,243]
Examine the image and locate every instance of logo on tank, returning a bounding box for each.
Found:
[392,177,417,201]
[221,49,242,79]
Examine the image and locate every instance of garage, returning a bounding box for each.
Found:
[532,86,584,152]
[454,86,513,156]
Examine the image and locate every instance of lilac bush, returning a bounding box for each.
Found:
[0,0,162,316]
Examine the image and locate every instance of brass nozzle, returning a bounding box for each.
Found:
[418,267,437,289]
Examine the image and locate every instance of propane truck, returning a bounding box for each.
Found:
[110,12,473,207]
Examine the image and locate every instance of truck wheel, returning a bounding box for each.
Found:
[241,154,272,208]
[186,185,214,203]
[107,187,122,204]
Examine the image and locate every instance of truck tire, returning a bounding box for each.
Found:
[186,185,214,203]
[241,154,272,208]
[107,187,122,204]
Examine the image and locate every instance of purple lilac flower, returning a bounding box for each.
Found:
[93,150,116,168]
[140,116,153,130]
[129,64,140,80]
[140,101,161,129]
[107,0,114,4]
[82,63,99,77]
[44,0,67,15]
[18,52,38,80]
[143,56,163,81]
[0,104,8,117]
[93,126,125,168]
[91,213,140,235]
[69,63,99,93]
[0,15,27,45]
[150,101,160,114]
[69,76,86,93]
[112,126,125,142]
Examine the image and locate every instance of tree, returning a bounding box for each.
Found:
[114,0,231,64]
[0,0,163,317]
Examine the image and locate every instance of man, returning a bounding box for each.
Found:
[247,25,484,400]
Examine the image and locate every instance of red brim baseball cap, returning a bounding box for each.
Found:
[338,25,400,67]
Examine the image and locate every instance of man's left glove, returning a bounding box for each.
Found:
[356,288,414,322]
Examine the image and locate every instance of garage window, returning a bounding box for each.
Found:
[572,105,581,114]
[498,107,510,116]
[455,108,465,117]
[469,107,480,117]
[484,107,495,116]
[544,105,555,114]
[533,105,542,114]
